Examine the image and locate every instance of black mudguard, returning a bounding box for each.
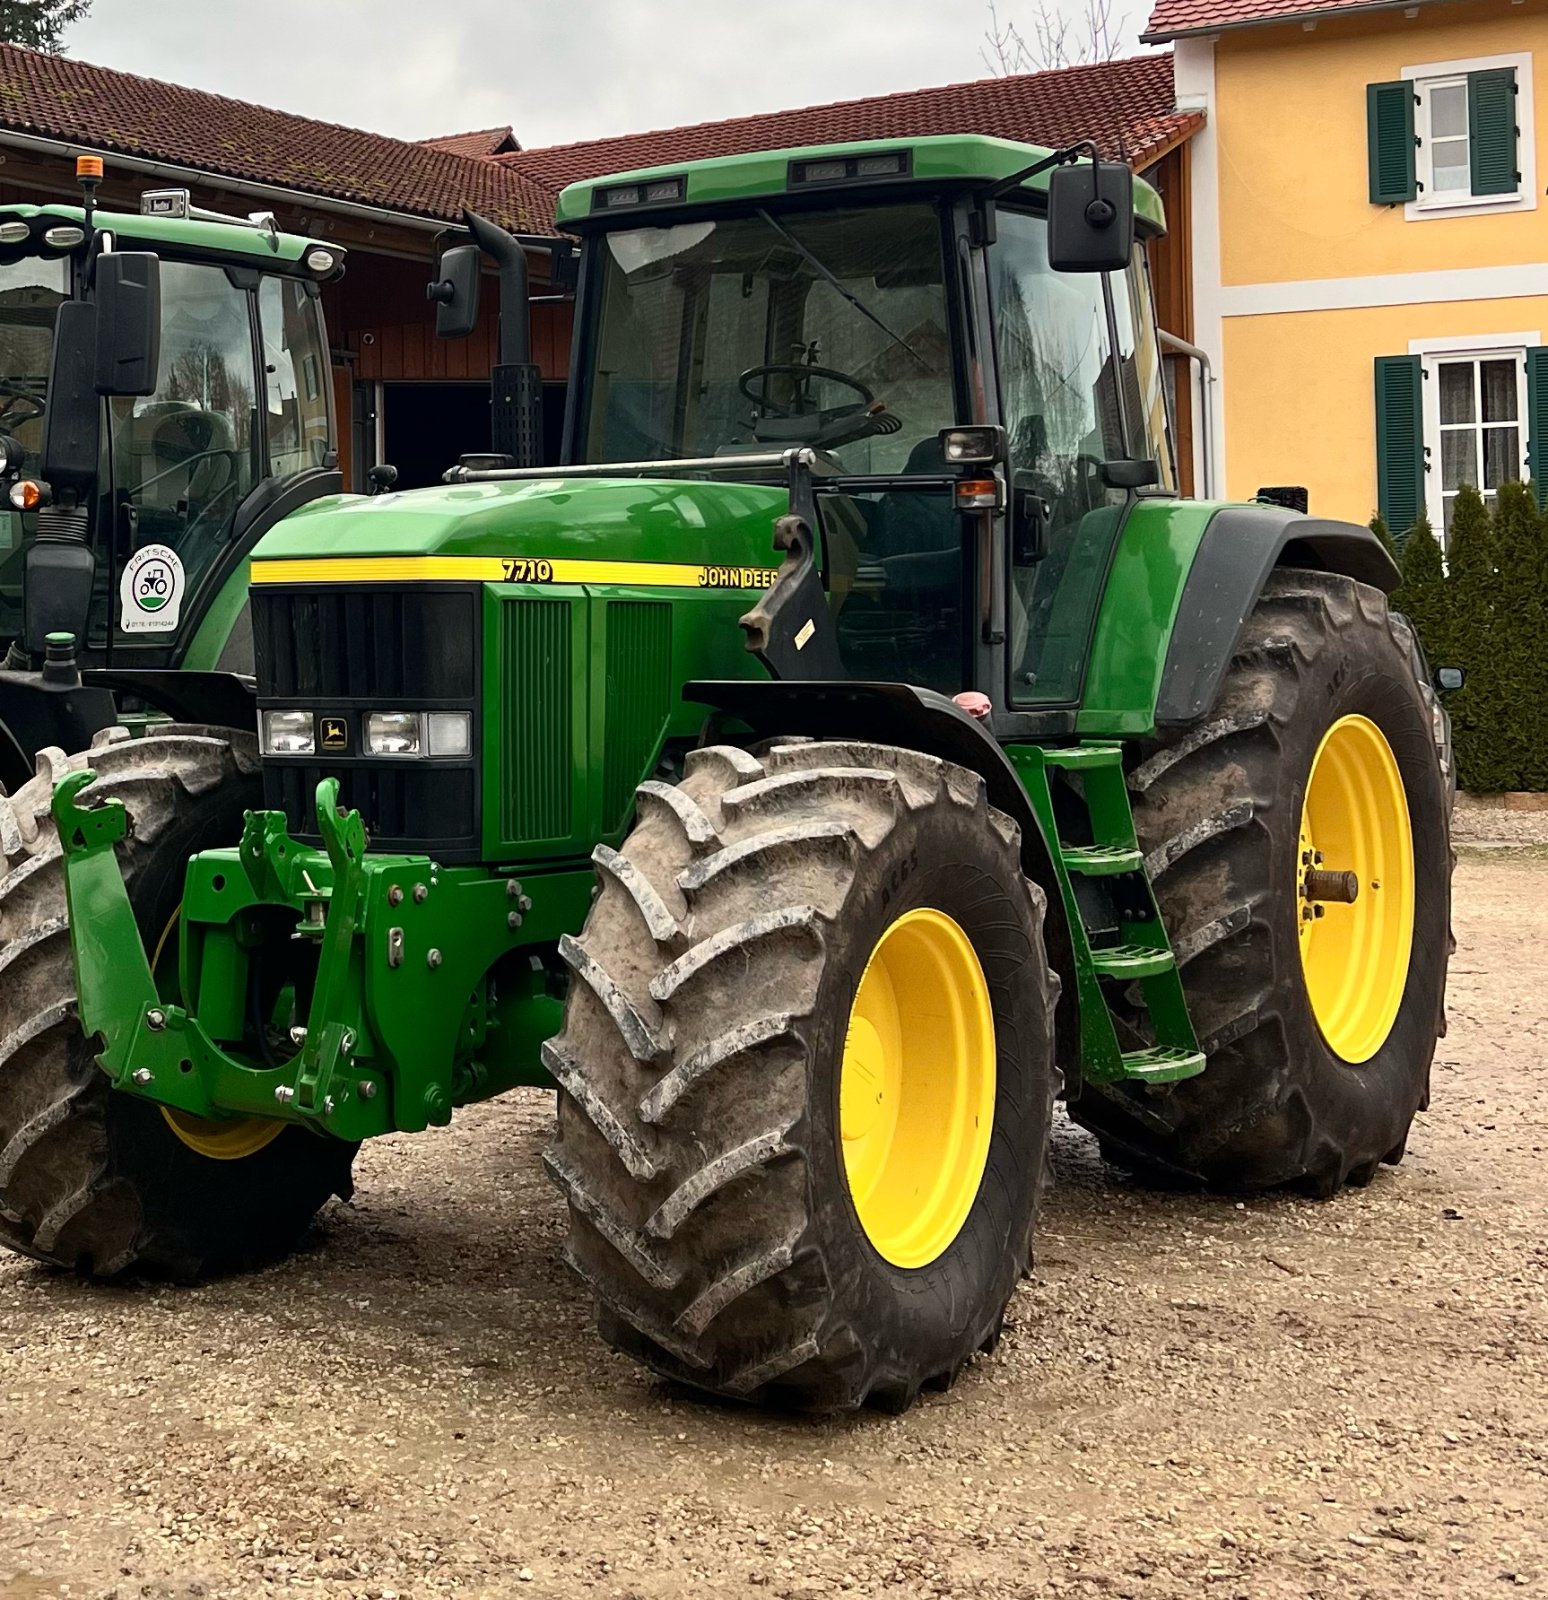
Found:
[81,669,256,733]
[1158,507,1400,726]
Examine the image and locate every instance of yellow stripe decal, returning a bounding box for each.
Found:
[250,556,780,590]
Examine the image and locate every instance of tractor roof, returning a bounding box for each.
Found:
[554,133,1166,232]
[0,200,338,268]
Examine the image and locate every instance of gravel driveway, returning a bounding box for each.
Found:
[2,845,1543,1600]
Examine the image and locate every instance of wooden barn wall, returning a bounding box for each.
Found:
[324,254,571,384]
[1142,144,1197,496]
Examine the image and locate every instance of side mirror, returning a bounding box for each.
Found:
[93,252,161,396]
[1047,159,1135,273]
[1010,469,1050,565]
[1435,666,1466,693]
[427,242,481,339]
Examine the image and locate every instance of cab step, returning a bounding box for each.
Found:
[1062,844,1144,876]
[1090,943,1175,979]
[1118,1046,1207,1084]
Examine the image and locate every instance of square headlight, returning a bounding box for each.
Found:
[365,712,422,756]
[262,709,316,755]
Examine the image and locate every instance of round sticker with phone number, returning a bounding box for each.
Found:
[119,543,185,633]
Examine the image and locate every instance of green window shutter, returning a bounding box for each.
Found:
[1468,68,1519,196]
[1375,355,1425,531]
[1367,80,1417,202]
[1528,348,1548,511]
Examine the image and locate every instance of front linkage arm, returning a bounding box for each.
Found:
[50,772,551,1140]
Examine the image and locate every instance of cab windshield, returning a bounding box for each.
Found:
[581,203,957,474]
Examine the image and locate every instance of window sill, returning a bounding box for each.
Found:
[1404,189,1534,222]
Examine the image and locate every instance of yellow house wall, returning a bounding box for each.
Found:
[1222,296,1547,516]
[1215,0,1548,287]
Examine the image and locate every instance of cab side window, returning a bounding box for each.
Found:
[110,261,255,611]
[990,209,1126,705]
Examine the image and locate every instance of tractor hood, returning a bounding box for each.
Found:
[251,477,790,575]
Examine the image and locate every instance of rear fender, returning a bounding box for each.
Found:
[1077,500,1400,735]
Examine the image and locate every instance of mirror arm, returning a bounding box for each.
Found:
[984,139,1097,202]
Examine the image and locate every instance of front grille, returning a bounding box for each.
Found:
[254,584,482,862]
[272,764,477,849]
[253,587,476,701]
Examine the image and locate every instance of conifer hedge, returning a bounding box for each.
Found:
[1384,481,1548,792]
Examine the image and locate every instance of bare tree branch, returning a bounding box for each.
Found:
[982,0,1128,73]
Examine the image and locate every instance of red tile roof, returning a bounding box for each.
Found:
[1143,0,1453,41]
[501,53,1200,193]
[420,126,521,158]
[0,43,555,232]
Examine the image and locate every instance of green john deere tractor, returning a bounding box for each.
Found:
[0,135,1454,1412]
[0,161,352,796]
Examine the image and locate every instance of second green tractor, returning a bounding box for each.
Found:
[0,134,1453,1411]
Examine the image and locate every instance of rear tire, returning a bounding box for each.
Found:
[545,740,1057,1411]
[1071,570,1452,1194]
[0,726,357,1279]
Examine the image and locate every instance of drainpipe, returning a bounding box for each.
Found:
[1159,329,1216,500]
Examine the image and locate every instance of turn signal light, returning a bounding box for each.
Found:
[953,477,1002,512]
[8,479,48,511]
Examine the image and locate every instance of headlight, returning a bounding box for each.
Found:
[366,711,421,755]
[364,711,472,757]
[262,710,316,755]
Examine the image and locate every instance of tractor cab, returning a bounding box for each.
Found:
[552,137,1175,712]
[0,164,341,789]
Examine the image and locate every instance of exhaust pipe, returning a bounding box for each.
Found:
[462,209,542,467]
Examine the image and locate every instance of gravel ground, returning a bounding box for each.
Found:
[2,847,1544,1600]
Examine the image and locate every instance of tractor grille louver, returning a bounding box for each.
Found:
[602,602,672,832]
[253,587,477,701]
[497,596,573,846]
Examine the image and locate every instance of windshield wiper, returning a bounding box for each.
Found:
[754,208,929,372]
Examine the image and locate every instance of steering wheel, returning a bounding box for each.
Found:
[0,382,45,430]
[738,363,899,452]
[738,363,873,418]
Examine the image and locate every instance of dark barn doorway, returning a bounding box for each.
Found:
[380,382,572,488]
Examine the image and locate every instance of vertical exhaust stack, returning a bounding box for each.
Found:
[463,210,543,469]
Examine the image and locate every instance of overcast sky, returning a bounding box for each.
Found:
[66,0,1148,151]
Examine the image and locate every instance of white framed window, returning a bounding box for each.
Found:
[1403,51,1534,221]
[1411,333,1539,538]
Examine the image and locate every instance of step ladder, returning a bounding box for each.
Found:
[1006,742,1205,1087]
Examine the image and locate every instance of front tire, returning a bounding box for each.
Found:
[545,740,1057,1411]
[1072,569,1452,1194]
[0,726,357,1279]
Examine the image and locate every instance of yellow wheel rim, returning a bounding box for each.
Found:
[150,908,285,1162]
[1296,714,1415,1064]
[839,908,996,1269]
[160,1106,285,1161]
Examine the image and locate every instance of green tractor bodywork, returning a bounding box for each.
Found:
[0,184,344,788]
[25,133,1440,1405]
